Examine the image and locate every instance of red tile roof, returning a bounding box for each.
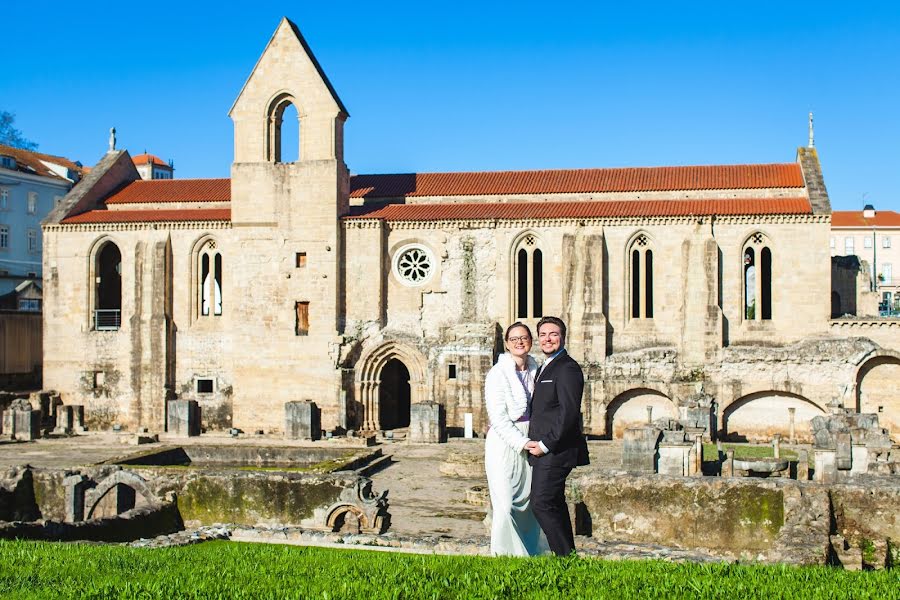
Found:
[832,210,900,228]
[132,153,171,167]
[105,179,230,204]
[349,164,804,198]
[0,143,85,180]
[345,197,812,221]
[61,208,230,224]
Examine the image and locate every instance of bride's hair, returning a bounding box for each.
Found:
[504,321,533,341]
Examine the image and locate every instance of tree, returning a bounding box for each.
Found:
[0,111,38,150]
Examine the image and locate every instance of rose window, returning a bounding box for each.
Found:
[393,244,435,285]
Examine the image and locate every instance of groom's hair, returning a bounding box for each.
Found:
[536,316,567,343]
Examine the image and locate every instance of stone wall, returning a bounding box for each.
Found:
[572,473,900,566]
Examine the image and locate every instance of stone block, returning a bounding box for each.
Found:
[658,444,690,476]
[71,405,86,433]
[796,450,809,481]
[622,426,661,472]
[54,405,75,435]
[284,401,321,441]
[814,450,837,483]
[12,410,41,441]
[408,402,445,443]
[167,400,200,437]
[850,445,869,475]
[835,432,852,470]
[722,449,735,477]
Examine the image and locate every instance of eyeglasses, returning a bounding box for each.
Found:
[507,335,531,343]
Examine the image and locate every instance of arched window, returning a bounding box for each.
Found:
[94,242,122,330]
[266,93,301,163]
[198,240,223,317]
[743,232,772,321]
[513,233,543,319]
[628,233,654,319]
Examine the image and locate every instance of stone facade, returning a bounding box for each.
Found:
[40,18,900,443]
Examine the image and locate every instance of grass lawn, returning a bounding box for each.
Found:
[1,540,896,599]
[702,443,800,462]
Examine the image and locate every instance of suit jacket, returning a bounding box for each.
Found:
[527,350,590,468]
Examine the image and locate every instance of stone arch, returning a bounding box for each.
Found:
[325,503,369,533]
[354,340,428,431]
[605,387,676,439]
[87,236,123,331]
[84,470,157,520]
[265,91,302,163]
[854,349,900,442]
[722,391,824,443]
[509,230,544,321]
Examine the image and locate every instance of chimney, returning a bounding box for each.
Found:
[863,204,875,219]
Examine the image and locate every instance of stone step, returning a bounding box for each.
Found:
[356,453,394,477]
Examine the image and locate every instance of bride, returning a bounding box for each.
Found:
[484,322,549,556]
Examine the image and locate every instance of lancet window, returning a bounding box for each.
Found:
[628,233,654,319]
[743,232,772,321]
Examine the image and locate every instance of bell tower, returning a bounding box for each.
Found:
[227,18,350,432]
[229,16,349,224]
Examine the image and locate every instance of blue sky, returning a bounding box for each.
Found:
[3,2,898,211]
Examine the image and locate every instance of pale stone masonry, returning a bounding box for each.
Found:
[41,18,899,442]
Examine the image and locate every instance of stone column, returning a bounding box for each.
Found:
[722,450,735,477]
[796,449,809,481]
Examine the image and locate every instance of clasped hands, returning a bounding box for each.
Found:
[524,440,545,457]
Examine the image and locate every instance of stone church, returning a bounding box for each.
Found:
[42,18,899,442]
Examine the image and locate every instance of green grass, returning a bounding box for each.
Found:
[703,443,800,462]
[0,540,897,599]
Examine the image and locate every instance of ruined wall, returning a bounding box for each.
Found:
[574,474,786,554]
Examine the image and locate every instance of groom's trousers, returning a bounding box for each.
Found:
[531,462,575,556]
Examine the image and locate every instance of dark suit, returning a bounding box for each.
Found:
[527,349,589,555]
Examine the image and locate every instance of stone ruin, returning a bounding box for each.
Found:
[0,463,390,543]
[0,392,86,441]
[811,409,898,482]
[622,402,899,483]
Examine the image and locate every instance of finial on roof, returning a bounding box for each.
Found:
[807,112,814,148]
[108,127,117,153]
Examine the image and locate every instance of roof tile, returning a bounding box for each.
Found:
[832,210,900,228]
[105,179,230,204]
[349,164,804,198]
[61,208,230,224]
[345,198,812,221]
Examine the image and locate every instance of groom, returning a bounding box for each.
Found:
[525,316,590,556]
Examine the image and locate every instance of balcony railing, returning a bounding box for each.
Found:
[95,309,121,331]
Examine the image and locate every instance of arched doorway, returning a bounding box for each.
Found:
[353,341,427,432]
[379,359,411,430]
[856,353,900,443]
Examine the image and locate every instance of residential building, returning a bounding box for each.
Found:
[0,144,85,295]
[132,153,174,180]
[831,205,900,313]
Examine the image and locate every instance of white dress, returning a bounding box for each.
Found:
[484,352,549,557]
